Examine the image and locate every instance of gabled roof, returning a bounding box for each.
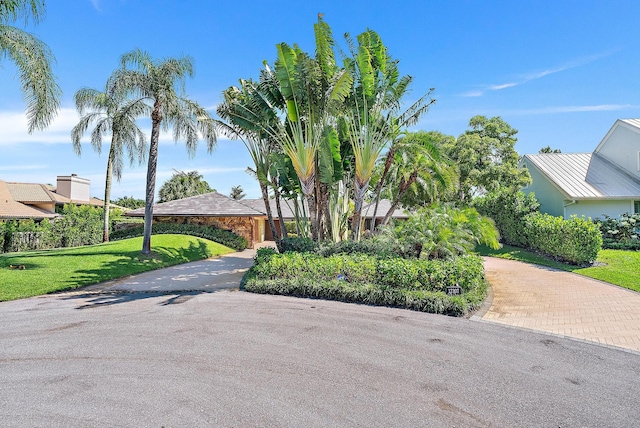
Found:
[523,152,640,199]
[361,199,410,219]
[595,118,640,153]
[0,181,58,220]
[125,192,266,217]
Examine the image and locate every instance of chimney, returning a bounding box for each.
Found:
[56,175,90,201]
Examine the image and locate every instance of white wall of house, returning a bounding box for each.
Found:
[596,123,640,179]
[564,200,635,220]
[56,175,90,201]
[522,161,566,217]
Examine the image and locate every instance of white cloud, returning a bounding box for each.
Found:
[460,50,617,97]
[89,0,102,11]
[509,104,636,115]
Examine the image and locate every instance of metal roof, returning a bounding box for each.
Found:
[125,192,266,217]
[524,152,640,199]
[620,118,640,129]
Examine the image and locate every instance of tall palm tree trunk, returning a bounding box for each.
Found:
[260,182,280,249]
[381,171,417,226]
[142,105,162,254]
[271,175,288,239]
[371,146,396,230]
[102,143,116,242]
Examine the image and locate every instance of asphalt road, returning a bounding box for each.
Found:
[1,290,639,427]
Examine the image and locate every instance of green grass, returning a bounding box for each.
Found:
[476,244,640,293]
[0,234,235,301]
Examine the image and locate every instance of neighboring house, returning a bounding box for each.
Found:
[0,174,103,220]
[521,119,640,220]
[125,192,267,248]
[361,199,410,231]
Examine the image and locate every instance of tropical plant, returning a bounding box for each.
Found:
[229,185,245,200]
[0,0,61,131]
[342,30,436,239]
[111,49,218,254]
[158,170,213,203]
[71,79,149,242]
[379,204,500,259]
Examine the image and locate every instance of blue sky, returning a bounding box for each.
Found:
[2,0,640,200]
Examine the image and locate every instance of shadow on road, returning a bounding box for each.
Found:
[60,290,216,309]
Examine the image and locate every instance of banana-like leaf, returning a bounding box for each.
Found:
[274,43,299,122]
[318,126,342,184]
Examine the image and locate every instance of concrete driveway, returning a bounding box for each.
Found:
[478,257,640,353]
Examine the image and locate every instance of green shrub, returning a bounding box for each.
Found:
[0,222,5,253]
[109,222,247,251]
[244,252,487,316]
[594,213,640,250]
[279,236,318,253]
[317,239,402,258]
[524,213,602,264]
[474,190,539,247]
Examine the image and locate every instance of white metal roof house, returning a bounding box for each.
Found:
[520,119,640,220]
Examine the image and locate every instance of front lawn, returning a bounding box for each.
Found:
[0,234,235,301]
[477,245,640,293]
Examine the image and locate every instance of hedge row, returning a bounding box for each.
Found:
[475,191,602,264]
[110,223,247,251]
[243,249,487,316]
[1,205,104,253]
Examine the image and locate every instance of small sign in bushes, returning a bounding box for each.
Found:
[446,284,462,296]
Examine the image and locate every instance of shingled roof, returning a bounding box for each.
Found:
[362,199,410,219]
[0,181,58,220]
[125,192,266,217]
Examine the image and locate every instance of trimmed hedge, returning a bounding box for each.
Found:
[474,191,602,265]
[1,205,104,253]
[109,222,247,251]
[524,213,602,264]
[243,249,487,316]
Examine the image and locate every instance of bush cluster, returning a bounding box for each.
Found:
[1,205,104,253]
[594,213,640,250]
[243,249,487,316]
[475,191,602,264]
[524,214,602,264]
[110,222,247,251]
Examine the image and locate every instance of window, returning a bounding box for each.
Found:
[635,201,640,214]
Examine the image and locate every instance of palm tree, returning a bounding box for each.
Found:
[71,82,149,242]
[1,0,61,131]
[111,49,218,254]
[343,29,435,240]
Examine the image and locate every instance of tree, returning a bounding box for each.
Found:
[1,0,61,131]
[230,185,245,200]
[539,145,561,153]
[111,49,218,254]
[71,79,149,242]
[113,196,145,209]
[440,116,530,202]
[158,170,213,203]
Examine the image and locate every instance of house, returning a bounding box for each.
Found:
[0,174,103,220]
[125,192,268,248]
[521,119,640,220]
[361,199,410,231]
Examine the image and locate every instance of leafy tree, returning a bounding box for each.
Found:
[111,49,218,254]
[113,196,145,209]
[158,170,214,203]
[539,145,561,153]
[229,185,245,200]
[440,116,530,202]
[71,77,149,242]
[1,0,61,131]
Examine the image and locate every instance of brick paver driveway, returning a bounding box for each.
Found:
[478,257,640,353]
